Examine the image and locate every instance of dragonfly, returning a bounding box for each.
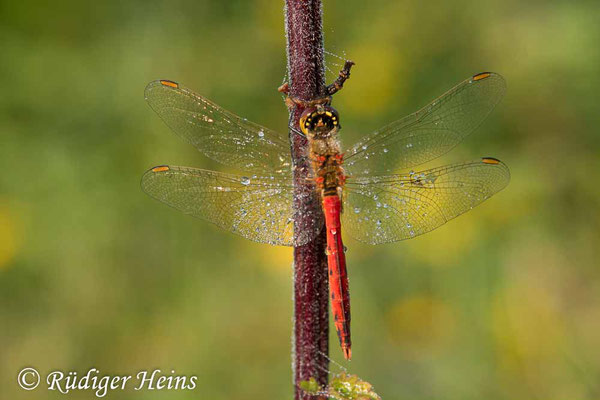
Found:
[141,69,510,360]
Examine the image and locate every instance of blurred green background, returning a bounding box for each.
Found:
[2,0,600,399]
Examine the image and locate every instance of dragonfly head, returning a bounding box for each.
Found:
[299,105,340,138]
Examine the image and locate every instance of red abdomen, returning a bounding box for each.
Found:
[322,194,352,359]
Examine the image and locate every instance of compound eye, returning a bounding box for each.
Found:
[331,113,339,126]
[299,107,318,134]
[325,107,340,127]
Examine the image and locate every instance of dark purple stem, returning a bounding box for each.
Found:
[285,0,330,399]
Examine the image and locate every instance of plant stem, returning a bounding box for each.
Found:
[284,0,330,399]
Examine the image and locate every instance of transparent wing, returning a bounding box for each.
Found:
[145,80,292,176]
[141,165,323,246]
[342,158,510,244]
[344,73,506,176]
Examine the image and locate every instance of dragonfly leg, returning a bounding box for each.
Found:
[287,113,306,138]
[283,94,333,109]
[278,83,299,110]
[277,82,289,95]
